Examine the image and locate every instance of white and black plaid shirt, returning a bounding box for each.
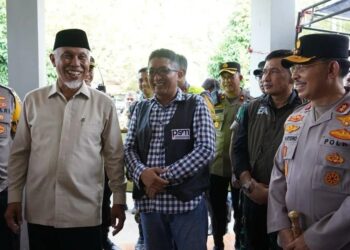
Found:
[125,90,215,214]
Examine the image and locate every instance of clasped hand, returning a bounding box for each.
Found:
[140,167,169,199]
[246,179,269,205]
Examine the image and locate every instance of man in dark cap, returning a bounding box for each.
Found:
[4,29,126,250]
[233,49,301,249]
[253,61,266,95]
[208,61,251,250]
[267,33,350,249]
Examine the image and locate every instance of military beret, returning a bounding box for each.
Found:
[219,61,241,75]
[53,28,90,50]
[282,33,349,68]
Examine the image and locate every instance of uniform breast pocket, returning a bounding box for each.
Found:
[312,145,350,194]
[283,141,297,184]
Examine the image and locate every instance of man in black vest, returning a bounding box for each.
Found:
[124,48,215,250]
[232,50,301,249]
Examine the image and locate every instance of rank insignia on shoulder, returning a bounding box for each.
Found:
[324,171,341,186]
[329,128,350,140]
[285,124,300,133]
[336,102,350,114]
[326,152,345,165]
[336,115,350,126]
[288,114,304,122]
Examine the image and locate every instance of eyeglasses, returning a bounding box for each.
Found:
[290,61,329,73]
[148,67,178,77]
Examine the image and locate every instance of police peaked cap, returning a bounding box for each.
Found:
[219,61,241,75]
[282,33,349,68]
[53,29,90,50]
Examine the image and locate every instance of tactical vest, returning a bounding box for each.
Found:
[133,95,209,201]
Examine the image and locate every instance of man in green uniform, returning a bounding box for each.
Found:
[209,62,252,250]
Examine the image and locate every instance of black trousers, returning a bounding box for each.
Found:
[27,223,102,250]
[0,188,20,250]
[208,174,240,248]
[101,173,112,244]
[241,194,281,250]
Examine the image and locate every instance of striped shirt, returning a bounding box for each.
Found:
[124,89,215,214]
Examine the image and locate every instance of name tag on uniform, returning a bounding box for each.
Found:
[171,129,190,140]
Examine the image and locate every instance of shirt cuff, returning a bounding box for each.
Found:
[7,189,22,203]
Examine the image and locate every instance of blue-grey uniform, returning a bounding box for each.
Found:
[268,91,350,250]
[0,85,20,192]
[0,85,21,250]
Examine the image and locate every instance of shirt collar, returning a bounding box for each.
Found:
[151,88,185,106]
[48,81,90,99]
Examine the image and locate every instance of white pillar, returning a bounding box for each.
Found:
[249,0,295,97]
[6,0,45,99]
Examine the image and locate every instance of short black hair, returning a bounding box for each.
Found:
[148,48,179,68]
[334,58,350,78]
[265,49,293,61]
[202,78,219,91]
[138,67,148,73]
[177,54,188,72]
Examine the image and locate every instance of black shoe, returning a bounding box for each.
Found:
[103,238,121,250]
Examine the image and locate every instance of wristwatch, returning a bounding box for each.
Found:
[242,180,253,194]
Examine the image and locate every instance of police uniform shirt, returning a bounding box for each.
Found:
[7,83,126,228]
[267,91,350,249]
[0,86,15,192]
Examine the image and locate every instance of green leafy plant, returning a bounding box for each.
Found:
[207,1,251,87]
[0,0,8,86]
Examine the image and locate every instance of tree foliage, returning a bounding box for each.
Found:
[0,0,8,85]
[207,1,251,86]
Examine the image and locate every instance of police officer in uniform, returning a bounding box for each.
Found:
[268,34,350,250]
[0,85,21,250]
[208,62,252,250]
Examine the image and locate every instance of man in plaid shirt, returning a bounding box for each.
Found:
[125,48,215,250]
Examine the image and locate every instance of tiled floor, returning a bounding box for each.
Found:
[109,192,236,250]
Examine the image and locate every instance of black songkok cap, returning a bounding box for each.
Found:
[53,29,90,50]
[282,33,349,68]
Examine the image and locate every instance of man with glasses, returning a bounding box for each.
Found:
[124,48,215,249]
[233,50,301,249]
[268,34,350,250]
[208,61,251,250]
